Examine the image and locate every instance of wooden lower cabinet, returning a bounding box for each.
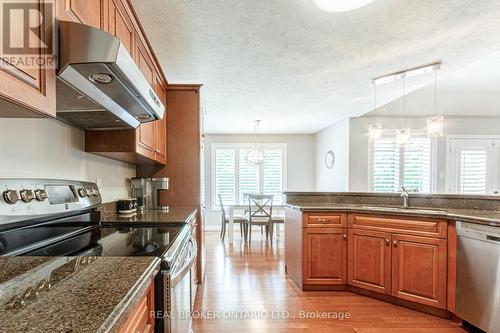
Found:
[120,279,155,333]
[392,234,447,309]
[348,229,392,294]
[303,227,347,285]
[286,209,452,313]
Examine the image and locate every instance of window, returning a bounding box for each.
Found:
[447,136,500,194]
[212,143,287,208]
[370,134,434,193]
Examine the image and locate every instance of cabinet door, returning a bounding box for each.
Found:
[134,35,156,159]
[107,0,134,55]
[153,73,167,164]
[348,229,391,294]
[303,227,347,285]
[392,234,447,309]
[57,0,104,29]
[0,0,56,117]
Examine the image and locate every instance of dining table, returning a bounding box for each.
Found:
[226,204,285,244]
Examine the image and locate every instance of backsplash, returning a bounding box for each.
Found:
[0,118,135,202]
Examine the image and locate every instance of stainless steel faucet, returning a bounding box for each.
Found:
[400,186,409,208]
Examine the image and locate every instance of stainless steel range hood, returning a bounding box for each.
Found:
[56,21,165,130]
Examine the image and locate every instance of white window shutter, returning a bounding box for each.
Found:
[403,137,431,193]
[459,150,487,194]
[372,138,400,192]
[263,148,284,204]
[214,148,236,207]
[239,148,260,204]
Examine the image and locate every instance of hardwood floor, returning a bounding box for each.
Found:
[192,230,466,333]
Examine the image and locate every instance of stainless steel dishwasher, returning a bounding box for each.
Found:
[456,222,500,333]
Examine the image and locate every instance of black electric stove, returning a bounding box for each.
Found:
[0,179,186,267]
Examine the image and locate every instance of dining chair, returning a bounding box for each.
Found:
[272,213,285,236]
[246,194,274,244]
[219,194,247,242]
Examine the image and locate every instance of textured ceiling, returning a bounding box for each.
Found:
[132,0,500,134]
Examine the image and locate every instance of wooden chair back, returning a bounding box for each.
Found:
[247,194,273,223]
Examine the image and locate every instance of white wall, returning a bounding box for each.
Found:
[314,119,350,191]
[204,134,315,228]
[0,118,135,202]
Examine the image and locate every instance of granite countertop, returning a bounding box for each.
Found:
[0,256,160,333]
[100,206,197,225]
[287,203,500,227]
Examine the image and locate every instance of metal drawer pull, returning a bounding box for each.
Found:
[317,218,328,223]
[487,235,500,243]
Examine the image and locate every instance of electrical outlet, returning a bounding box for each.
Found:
[95,178,103,191]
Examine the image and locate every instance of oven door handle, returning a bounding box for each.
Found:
[170,238,197,287]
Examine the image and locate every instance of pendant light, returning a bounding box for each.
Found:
[313,0,376,12]
[396,76,410,147]
[368,84,383,140]
[246,120,264,167]
[427,71,444,137]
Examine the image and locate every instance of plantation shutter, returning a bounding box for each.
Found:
[403,138,431,192]
[239,148,260,204]
[263,148,284,204]
[372,138,400,192]
[459,150,487,194]
[214,148,236,207]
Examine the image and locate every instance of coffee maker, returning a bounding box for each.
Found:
[130,177,169,210]
[151,178,169,209]
[130,178,151,211]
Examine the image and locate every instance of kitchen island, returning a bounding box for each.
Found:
[284,192,500,319]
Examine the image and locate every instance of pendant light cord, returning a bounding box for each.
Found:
[402,75,406,128]
[434,70,437,115]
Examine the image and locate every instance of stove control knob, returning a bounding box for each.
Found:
[34,189,48,202]
[3,190,21,205]
[20,190,35,203]
[78,188,88,198]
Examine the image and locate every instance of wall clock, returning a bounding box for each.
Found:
[325,150,335,169]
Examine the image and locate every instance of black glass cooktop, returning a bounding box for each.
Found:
[0,212,184,257]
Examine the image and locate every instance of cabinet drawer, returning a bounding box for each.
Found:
[120,279,155,333]
[304,213,346,228]
[348,214,447,238]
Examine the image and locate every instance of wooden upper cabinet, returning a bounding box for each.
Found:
[391,234,448,309]
[135,34,156,159]
[154,73,167,164]
[107,0,134,55]
[0,0,56,117]
[56,0,105,29]
[303,227,347,285]
[348,229,392,294]
[84,0,168,166]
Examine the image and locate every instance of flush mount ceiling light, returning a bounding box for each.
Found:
[313,0,375,12]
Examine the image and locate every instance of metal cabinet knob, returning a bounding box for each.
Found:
[343,234,347,240]
[393,240,398,247]
[385,239,390,245]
